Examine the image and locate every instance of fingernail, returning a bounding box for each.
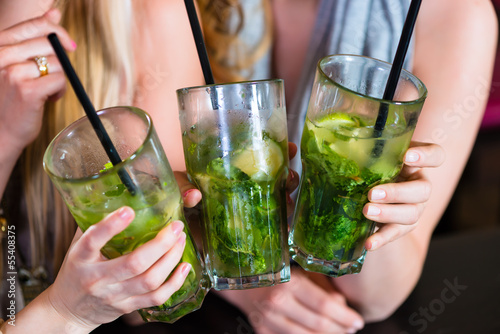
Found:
[177,232,186,245]
[366,205,381,216]
[289,171,294,181]
[71,40,77,50]
[371,189,386,200]
[353,320,364,329]
[405,151,419,163]
[118,207,133,220]
[171,221,184,235]
[182,189,195,200]
[369,240,379,251]
[181,263,192,277]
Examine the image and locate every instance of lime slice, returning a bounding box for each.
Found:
[316,112,360,130]
[232,139,284,180]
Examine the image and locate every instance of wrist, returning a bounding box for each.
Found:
[0,132,25,162]
[1,288,95,334]
[43,285,98,334]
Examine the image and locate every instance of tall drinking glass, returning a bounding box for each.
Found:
[43,106,211,323]
[178,79,290,290]
[289,55,427,277]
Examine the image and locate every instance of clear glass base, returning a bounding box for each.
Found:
[212,265,290,290]
[137,278,210,323]
[290,245,367,277]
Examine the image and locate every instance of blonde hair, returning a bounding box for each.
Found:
[196,0,273,82]
[21,0,135,273]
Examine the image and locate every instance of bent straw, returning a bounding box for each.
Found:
[371,0,422,158]
[48,33,137,195]
[184,0,215,85]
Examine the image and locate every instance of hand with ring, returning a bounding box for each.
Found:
[0,8,76,155]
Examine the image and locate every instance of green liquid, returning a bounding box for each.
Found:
[184,129,289,279]
[292,116,412,263]
[66,171,207,322]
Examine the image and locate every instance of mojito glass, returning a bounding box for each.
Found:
[43,106,210,323]
[178,79,290,290]
[290,55,427,277]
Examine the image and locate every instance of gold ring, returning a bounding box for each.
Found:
[34,56,49,77]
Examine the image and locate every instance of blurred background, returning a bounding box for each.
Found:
[436,0,500,235]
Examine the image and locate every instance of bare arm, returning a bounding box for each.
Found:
[131,0,205,171]
[334,0,498,321]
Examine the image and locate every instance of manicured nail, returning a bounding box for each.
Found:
[405,151,419,163]
[177,232,186,245]
[118,207,133,220]
[353,320,364,329]
[182,189,195,200]
[369,240,379,251]
[171,221,184,235]
[371,189,386,201]
[71,40,77,50]
[366,205,381,216]
[181,263,192,277]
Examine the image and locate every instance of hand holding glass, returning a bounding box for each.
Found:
[289,55,427,277]
[43,106,210,322]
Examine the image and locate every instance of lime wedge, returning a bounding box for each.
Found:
[232,139,284,180]
[316,112,360,130]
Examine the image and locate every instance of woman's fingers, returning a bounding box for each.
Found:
[276,296,351,333]
[292,275,364,330]
[288,142,297,160]
[363,202,425,225]
[2,55,63,80]
[366,223,417,251]
[105,221,185,283]
[0,8,74,50]
[75,207,135,262]
[174,171,202,208]
[258,313,312,334]
[368,177,431,204]
[404,142,446,168]
[124,262,191,311]
[285,168,299,192]
[0,35,72,68]
[107,232,186,299]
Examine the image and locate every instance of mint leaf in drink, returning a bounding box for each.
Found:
[99,161,114,173]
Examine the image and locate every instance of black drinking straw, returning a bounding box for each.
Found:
[371,0,422,158]
[48,33,137,195]
[184,0,215,85]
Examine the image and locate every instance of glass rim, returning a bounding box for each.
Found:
[176,78,284,95]
[43,105,153,184]
[318,54,428,106]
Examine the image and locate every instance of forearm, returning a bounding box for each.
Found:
[334,0,497,321]
[1,286,95,334]
[333,229,428,321]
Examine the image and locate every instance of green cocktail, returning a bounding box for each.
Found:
[43,106,210,322]
[178,80,290,290]
[289,55,427,277]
